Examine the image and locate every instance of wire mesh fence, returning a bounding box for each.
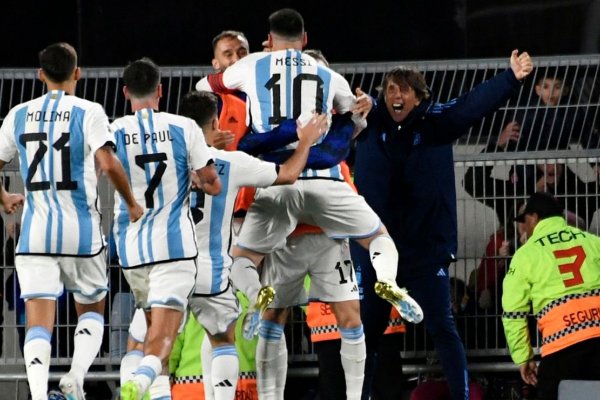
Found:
[0,54,598,384]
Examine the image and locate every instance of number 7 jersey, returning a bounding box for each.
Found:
[110,108,212,268]
[0,90,113,256]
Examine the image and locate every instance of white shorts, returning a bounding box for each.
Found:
[15,251,108,304]
[128,308,147,343]
[237,180,381,253]
[262,234,359,308]
[123,260,196,312]
[188,284,240,336]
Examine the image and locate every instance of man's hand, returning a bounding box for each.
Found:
[197,164,221,196]
[499,240,511,257]
[296,113,328,145]
[212,129,235,150]
[352,87,373,119]
[510,50,534,81]
[498,121,521,149]
[519,360,538,386]
[127,202,144,223]
[190,170,201,190]
[1,192,24,214]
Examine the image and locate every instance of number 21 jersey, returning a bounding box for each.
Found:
[0,90,113,256]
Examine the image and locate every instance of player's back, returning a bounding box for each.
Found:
[111,108,207,268]
[218,50,355,180]
[222,50,355,134]
[0,90,111,256]
[510,218,600,312]
[193,148,277,294]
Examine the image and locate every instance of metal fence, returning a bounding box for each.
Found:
[0,54,599,385]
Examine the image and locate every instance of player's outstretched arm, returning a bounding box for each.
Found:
[274,114,328,185]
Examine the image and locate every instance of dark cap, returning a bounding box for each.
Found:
[515,192,563,223]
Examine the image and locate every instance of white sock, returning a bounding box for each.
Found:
[256,321,285,400]
[120,349,143,386]
[369,235,398,282]
[229,257,262,303]
[149,374,171,399]
[201,335,214,400]
[70,312,104,385]
[211,345,239,400]
[23,326,52,400]
[132,355,162,396]
[275,335,288,399]
[339,325,367,400]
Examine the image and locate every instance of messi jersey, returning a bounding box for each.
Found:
[111,108,212,268]
[0,90,113,256]
[196,49,356,179]
[192,148,277,294]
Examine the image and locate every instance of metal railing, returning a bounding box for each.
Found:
[0,54,598,386]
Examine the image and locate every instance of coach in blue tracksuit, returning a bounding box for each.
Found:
[350,50,534,400]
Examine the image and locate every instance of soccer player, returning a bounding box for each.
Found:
[181,90,326,400]
[0,42,143,400]
[249,48,368,400]
[112,58,220,400]
[195,8,423,332]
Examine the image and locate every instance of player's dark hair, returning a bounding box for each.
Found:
[212,30,249,53]
[38,42,77,83]
[122,57,160,98]
[179,90,218,130]
[269,8,304,40]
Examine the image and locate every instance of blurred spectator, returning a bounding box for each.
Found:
[474,201,526,314]
[464,161,599,229]
[500,67,599,153]
[464,66,600,228]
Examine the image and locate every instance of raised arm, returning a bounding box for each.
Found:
[428,50,534,143]
[237,119,300,156]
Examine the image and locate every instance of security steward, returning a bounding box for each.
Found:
[502,191,600,400]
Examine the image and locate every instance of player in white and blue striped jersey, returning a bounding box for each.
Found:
[195,10,417,348]
[112,58,220,400]
[0,42,143,400]
[178,90,326,400]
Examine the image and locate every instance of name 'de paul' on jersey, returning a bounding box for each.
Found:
[122,130,173,145]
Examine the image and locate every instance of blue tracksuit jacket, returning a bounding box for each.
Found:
[353,69,521,277]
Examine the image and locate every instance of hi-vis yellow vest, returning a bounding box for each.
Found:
[169,292,258,400]
[502,217,600,365]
